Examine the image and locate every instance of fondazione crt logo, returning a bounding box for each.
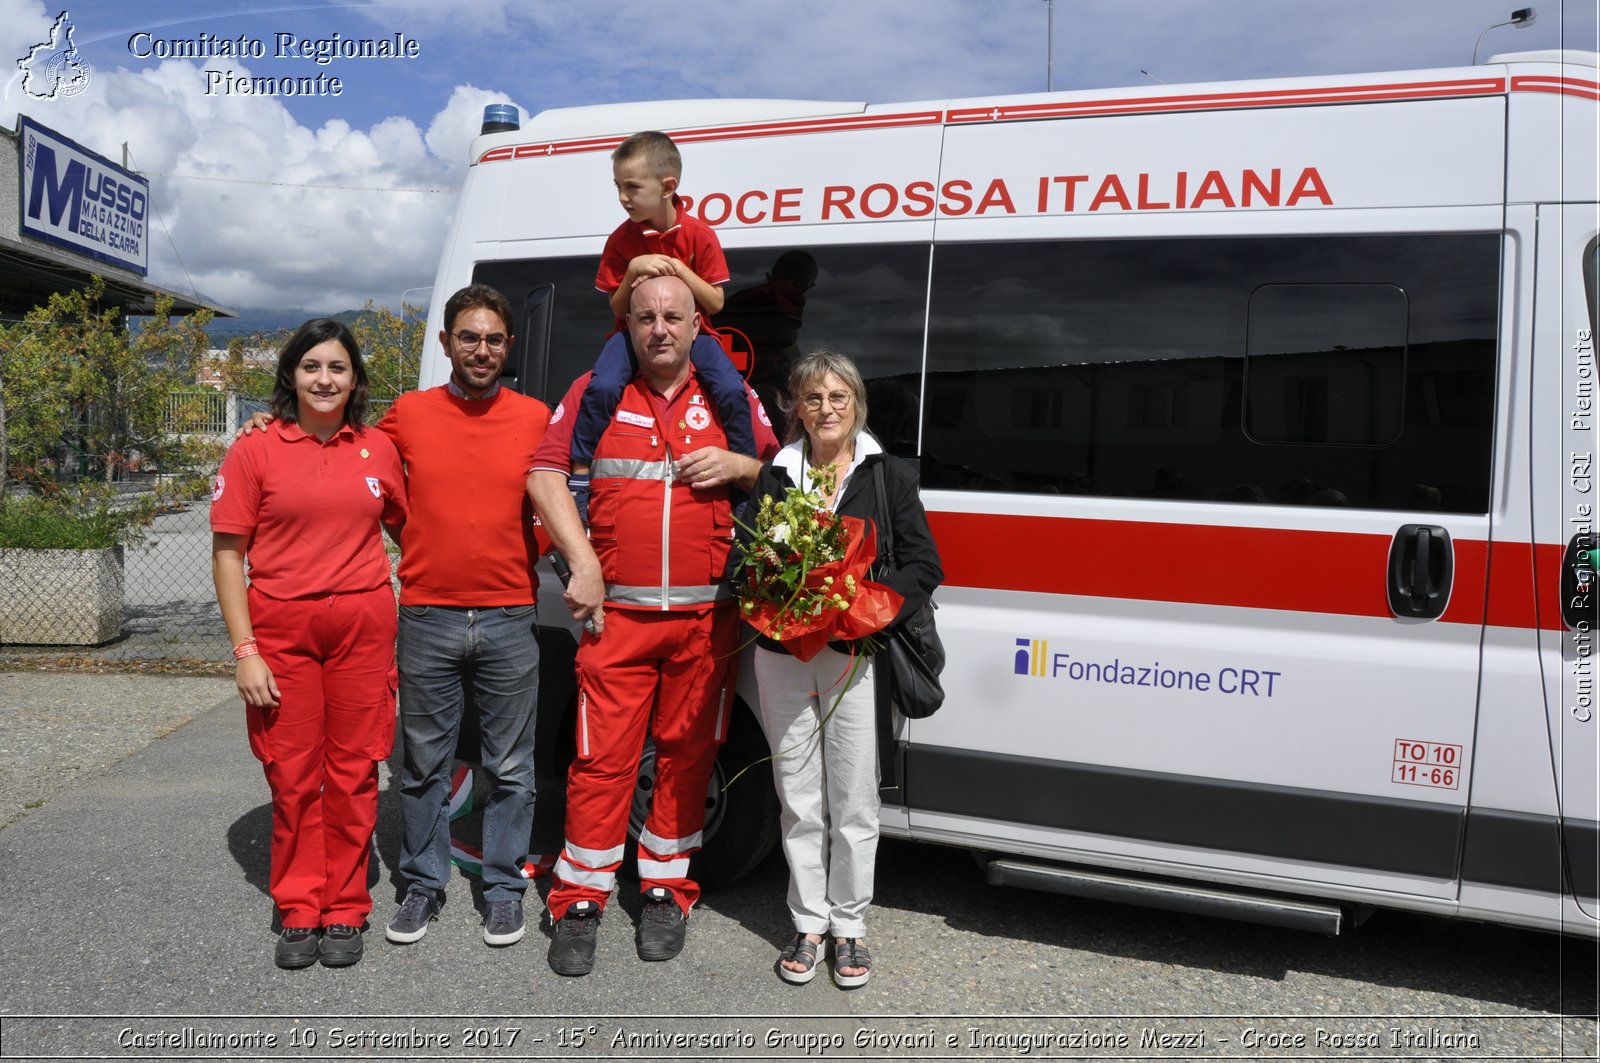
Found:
[1014,638,1050,677]
[16,10,93,100]
[1012,637,1283,697]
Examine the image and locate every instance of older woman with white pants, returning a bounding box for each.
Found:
[735,350,942,988]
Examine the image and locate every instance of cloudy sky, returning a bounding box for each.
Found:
[3,0,1596,313]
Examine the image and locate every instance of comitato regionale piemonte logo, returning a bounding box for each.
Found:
[16,10,93,100]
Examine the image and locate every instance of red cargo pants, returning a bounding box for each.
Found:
[246,584,396,928]
[548,605,738,920]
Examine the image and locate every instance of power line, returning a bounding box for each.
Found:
[125,147,199,301]
[140,171,453,194]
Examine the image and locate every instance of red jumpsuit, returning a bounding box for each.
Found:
[211,422,405,929]
[534,369,777,918]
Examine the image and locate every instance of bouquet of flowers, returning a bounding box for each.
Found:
[732,465,903,662]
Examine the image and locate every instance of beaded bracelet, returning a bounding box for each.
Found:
[233,637,260,661]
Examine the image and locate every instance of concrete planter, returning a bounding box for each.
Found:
[0,545,125,646]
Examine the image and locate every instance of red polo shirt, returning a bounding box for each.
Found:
[210,421,405,600]
[596,195,730,325]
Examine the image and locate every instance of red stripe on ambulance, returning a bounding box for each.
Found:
[946,77,1506,124]
[478,78,1512,166]
[927,511,1558,630]
[1510,75,1600,100]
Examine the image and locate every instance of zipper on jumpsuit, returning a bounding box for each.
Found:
[658,436,671,610]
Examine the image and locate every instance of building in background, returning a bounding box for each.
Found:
[0,115,230,322]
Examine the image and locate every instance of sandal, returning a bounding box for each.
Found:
[777,933,821,985]
[833,937,872,988]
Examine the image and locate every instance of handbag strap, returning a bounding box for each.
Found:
[872,460,895,568]
[870,457,905,795]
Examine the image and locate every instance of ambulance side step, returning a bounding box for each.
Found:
[982,857,1346,934]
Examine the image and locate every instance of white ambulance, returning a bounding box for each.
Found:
[423,51,1599,937]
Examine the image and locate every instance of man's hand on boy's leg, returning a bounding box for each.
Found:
[569,470,592,526]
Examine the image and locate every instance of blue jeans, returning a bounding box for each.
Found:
[396,604,538,904]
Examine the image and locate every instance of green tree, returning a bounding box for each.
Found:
[0,313,71,494]
[0,276,214,492]
[351,299,425,420]
[201,300,425,422]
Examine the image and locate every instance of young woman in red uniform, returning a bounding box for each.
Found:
[210,319,405,969]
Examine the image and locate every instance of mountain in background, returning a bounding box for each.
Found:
[200,307,380,347]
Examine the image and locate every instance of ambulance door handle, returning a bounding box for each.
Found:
[1388,524,1453,620]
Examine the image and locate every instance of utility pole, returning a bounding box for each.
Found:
[1043,0,1055,91]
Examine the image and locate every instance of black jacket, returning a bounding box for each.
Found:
[729,450,944,656]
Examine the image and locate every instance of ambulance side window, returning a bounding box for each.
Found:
[471,257,616,406]
[922,234,1499,512]
[1243,283,1407,447]
[722,245,929,454]
[475,247,933,431]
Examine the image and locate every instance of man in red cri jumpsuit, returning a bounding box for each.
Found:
[529,274,778,976]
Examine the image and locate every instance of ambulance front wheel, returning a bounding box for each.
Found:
[628,701,780,888]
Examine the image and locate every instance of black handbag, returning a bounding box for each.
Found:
[872,462,946,718]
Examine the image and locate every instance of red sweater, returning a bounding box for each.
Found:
[376,386,550,606]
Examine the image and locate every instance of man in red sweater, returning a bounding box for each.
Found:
[380,285,550,949]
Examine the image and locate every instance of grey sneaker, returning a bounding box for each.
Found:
[385,886,443,944]
[636,887,687,961]
[547,901,602,976]
[483,899,526,946]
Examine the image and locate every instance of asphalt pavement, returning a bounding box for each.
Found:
[1,671,1596,1062]
[0,673,996,1031]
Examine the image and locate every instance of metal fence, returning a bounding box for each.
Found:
[162,390,231,435]
[1,486,404,665]
[2,389,405,667]
[0,488,231,663]
[123,495,234,660]
[159,391,391,435]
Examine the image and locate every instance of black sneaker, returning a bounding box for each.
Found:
[636,887,687,961]
[547,901,601,976]
[386,886,443,944]
[483,899,525,947]
[319,924,364,968]
[274,926,319,970]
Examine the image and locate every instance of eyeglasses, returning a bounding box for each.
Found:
[800,390,854,412]
[451,330,509,352]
